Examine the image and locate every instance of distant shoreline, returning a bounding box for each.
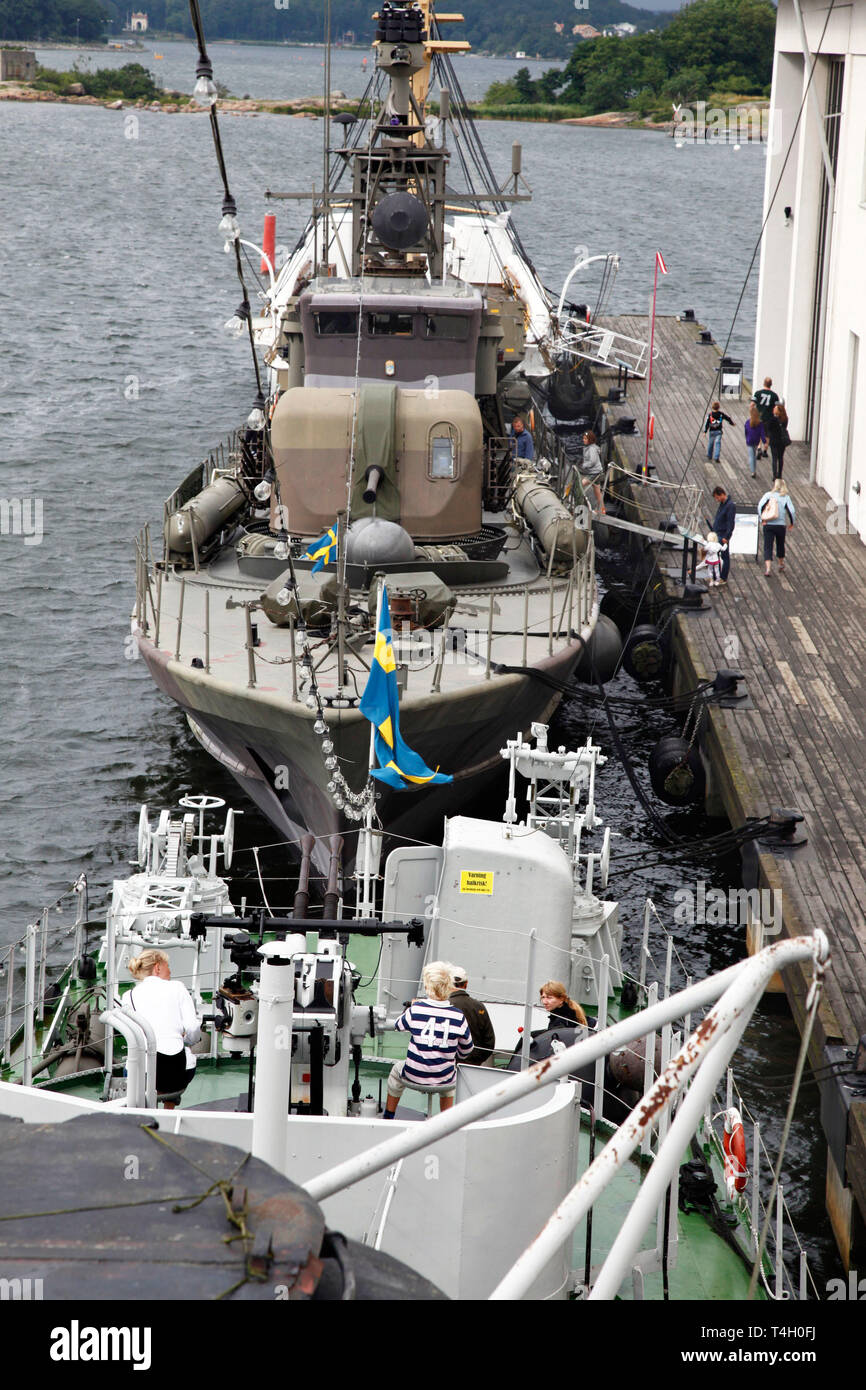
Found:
[0,82,766,137]
[0,82,672,128]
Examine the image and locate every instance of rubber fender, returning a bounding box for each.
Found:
[648,733,705,806]
[574,614,622,683]
[622,623,667,682]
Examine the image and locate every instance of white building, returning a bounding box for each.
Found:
[754,0,866,535]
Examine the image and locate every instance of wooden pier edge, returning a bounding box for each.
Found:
[583,320,866,1268]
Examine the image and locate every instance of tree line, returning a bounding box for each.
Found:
[0,0,661,60]
[484,0,777,114]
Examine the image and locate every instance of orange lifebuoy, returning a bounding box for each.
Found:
[723,1107,748,1198]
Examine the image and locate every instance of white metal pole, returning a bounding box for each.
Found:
[520,930,537,1071]
[594,954,609,1114]
[360,576,385,918]
[103,908,116,1091]
[752,1120,761,1253]
[775,1183,785,1299]
[489,937,826,1302]
[306,934,826,1205]
[589,1010,755,1299]
[251,946,297,1173]
[641,982,658,1158]
[23,922,37,1086]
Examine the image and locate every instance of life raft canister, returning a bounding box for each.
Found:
[723,1106,748,1199]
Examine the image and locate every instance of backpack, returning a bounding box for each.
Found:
[761,495,779,522]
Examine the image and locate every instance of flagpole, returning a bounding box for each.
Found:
[643,253,661,480]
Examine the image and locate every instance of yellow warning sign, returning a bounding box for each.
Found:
[459,870,494,895]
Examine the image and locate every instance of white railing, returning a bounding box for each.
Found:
[305,933,827,1213]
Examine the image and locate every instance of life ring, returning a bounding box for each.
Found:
[723,1107,748,1198]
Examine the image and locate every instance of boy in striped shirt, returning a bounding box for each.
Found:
[382,961,474,1117]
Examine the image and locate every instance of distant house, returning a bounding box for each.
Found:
[603,22,638,36]
[128,11,148,31]
[572,24,601,38]
[0,49,36,82]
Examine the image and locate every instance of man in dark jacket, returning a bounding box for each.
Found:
[709,486,736,584]
[449,967,496,1065]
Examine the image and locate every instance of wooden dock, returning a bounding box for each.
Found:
[587,314,866,1264]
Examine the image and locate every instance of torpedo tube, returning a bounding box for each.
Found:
[514,476,587,567]
[648,733,705,806]
[165,477,247,555]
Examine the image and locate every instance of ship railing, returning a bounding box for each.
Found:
[303,931,828,1300]
[707,1064,822,1302]
[556,323,650,379]
[0,877,90,1079]
[133,531,598,696]
[604,461,704,538]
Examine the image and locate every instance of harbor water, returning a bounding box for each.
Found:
[0,44,840,1289]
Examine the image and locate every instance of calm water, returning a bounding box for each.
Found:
[1,46,837,1288]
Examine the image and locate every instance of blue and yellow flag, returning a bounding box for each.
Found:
[301,524,338,573]
[360,587,453,790]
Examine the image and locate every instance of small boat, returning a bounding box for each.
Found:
[0,726,825,1300]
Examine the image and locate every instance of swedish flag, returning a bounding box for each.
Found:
[301,524,338,573]
[360,587,453,789]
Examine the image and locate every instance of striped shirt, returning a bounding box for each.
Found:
[395,998,473,1087]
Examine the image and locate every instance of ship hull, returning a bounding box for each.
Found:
[136,617,594,875]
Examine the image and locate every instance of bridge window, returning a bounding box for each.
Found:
[314,310,359,336]
[367,312,414,336]
[424,314,470,341]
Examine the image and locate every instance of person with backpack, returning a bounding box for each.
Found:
[703,400,735,461]
[758,479,795,577]
[751,377,781,460]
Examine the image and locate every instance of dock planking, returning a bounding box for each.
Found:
[587,315,866,1058]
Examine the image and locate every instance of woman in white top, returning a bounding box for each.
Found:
[127,949,200,1104]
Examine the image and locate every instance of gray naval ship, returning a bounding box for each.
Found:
[134,2,600,873]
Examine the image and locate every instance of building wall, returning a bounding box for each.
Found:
[754,0,866,538]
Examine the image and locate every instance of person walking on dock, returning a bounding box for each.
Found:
[580,429,607,513]
[708,485,736,584]
[751,377,780,458]
[766,403,790,481]
[704,400,735,461]
[758,479,795,577]
[744,403,767,478]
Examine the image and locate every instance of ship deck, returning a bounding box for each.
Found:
[141,520,591,707]
[588,313,866,1265]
